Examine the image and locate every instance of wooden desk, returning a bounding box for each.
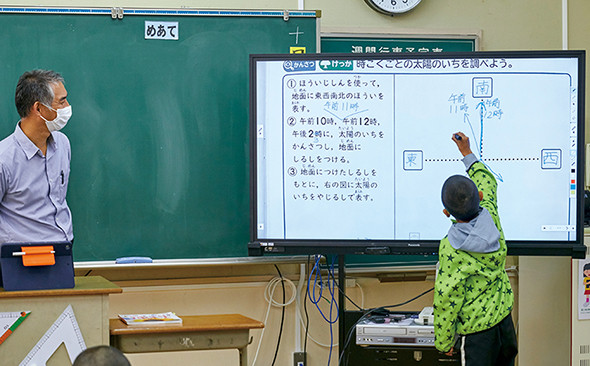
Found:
[0,276,122,365]
[110,314,264,366]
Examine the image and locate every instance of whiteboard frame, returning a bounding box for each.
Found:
[75,255,312,269]
[249,50,586,258]
[0,6,321,18]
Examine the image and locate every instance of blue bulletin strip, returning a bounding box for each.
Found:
[0,7,320,17]
[0,7,111,14]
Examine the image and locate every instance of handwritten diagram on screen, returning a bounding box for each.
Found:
[254,55,580,244]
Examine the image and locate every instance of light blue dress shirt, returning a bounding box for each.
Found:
[0,123,73,243]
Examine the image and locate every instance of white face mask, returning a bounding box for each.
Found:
[40,105,72,133]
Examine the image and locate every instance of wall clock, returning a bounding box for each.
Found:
[364,0,422,15]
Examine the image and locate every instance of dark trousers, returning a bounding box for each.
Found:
[456,313,518,366]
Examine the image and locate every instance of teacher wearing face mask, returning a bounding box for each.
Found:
[0,69,74,244]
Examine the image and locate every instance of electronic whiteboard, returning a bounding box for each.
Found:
[248,51,586,258]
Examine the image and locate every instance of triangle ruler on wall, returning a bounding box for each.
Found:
[0,311,30,346]
[19,304,86,366]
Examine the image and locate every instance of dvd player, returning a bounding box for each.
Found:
[356,313,435,347]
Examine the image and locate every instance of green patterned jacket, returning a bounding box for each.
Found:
[433,158,514,353]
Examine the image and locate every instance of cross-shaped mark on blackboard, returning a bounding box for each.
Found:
[289,26,304,44]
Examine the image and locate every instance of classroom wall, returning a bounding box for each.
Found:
[570,0,590,152]
[6,0,584,365]
[102,264,518,366]
[103,264,438,365]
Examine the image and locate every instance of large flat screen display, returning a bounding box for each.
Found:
[249,51,586,258]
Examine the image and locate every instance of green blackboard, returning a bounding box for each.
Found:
[0,8,318,261]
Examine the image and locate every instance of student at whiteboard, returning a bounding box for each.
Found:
[434,132,517,365]
[0,70,73,243]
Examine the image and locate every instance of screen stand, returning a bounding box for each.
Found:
[338,255,346,359]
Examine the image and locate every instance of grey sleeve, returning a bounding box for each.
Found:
[461,153,478,171]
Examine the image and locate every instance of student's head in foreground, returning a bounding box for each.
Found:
[73,345,130,366]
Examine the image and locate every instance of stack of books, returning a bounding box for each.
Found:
[118,312,183,326]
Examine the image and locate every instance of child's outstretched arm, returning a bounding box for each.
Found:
[451,132,472,157]
[451,132,499,220]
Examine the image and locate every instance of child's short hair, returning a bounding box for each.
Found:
[584,263,590,272]
[441,175,480,221]
[73,345,130,366]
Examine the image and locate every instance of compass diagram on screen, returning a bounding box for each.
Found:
[422,77,535,183]
[450,77,505,181]
[408,76,554,182]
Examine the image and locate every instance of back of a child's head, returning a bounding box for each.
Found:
[441,175,480,221]
[73,345,130,366]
